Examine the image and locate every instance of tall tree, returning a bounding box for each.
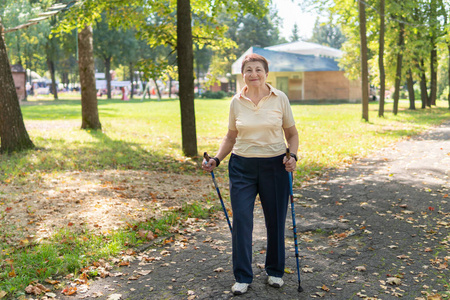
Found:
[378,0,385,117]
[406,68,416,109]
[46,35,59,100]
[78,25,101,129]
[177,0,197,157]
[94,14,126,99]
[290,23,300,42]
[309,18,346,49]
[429,0,438,106]
[418,59,429,108]
[57,29,78,90]
[448,45,450,109]
[359,0,369,121]
[392,21,405,115]
[57,0,103,130]
[0,24,34,152]
[95,0,269,156]
[117,29,142,99]
[212,6,281,84]
[445,1,450,109]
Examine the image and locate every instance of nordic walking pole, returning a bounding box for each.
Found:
[204,152,232,233]
[286,148,304,292]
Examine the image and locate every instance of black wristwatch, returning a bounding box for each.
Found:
[212,157,220,167]
[290,153,298,161]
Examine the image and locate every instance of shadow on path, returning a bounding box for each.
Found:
[60,121,449,300]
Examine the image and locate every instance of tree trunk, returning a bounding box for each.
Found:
[129,62,134,99]
[16,35,22,66]
[448,45,450,109]
[105,56,112,99]
[177,0,198,157]
[0,32,34,153]
[359,0,369,121]
[78,26,102,130]
[429,0,437,106]
[195,43,200,96]
[406,68,415,110]
[429,42,437,106]
[153,78,162,100]
[141,79,150,101]
[169,76,173,99]
[24,59,29,101]
[419,59,428,109]
[378,0,385,117]
[47,58,58,100]
[63,72,69,89]
[393,22,404,115]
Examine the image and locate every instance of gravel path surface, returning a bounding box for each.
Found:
[59,121,449,300]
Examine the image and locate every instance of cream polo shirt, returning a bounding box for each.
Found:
[228,84,295,158]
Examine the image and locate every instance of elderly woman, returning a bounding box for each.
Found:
[202,53,299,295]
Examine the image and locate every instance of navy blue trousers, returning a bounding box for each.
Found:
[228,153,290,283]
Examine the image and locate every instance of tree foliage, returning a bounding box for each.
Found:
[305,0,450,113]
[88,0,271,156]
[309,18,346,49]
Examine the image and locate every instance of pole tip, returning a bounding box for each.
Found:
[298,284,304,293]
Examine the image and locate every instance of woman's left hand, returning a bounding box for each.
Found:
[283,156,297,172]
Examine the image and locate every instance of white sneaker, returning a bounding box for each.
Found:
[231,282,249,295]
[268,276,284,288]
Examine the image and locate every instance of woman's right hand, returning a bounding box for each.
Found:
[202,158,217,172]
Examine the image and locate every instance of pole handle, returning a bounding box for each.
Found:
[286,148,291,159]
[203,152,211,162]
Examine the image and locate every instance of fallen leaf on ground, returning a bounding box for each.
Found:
[386,277,401,285]
[137,270,152,276]
[0,291,7,299]
[92,292,104,298]
[214,267,224,272]
[125,249,136,255]
[25,283,50,295]
[107,294,122,300]
[45,278,60,285]
[355,266,366,272]
[61,286,77,296]
[321,285,330,292]
[356,291,367,298]
[284,267,294,274]
[45,292,57,298]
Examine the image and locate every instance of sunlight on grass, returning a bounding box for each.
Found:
[1,98,447,184]
[0,201,215,296]
[0,98,449,297]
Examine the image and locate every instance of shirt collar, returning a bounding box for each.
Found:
[238,83,278,100]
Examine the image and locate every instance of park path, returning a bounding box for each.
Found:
[60,121,449,300]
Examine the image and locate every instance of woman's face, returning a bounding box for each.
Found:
[242,61,268,88]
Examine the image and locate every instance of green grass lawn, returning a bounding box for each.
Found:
[0,97,449,297]
[7,97,450,183]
